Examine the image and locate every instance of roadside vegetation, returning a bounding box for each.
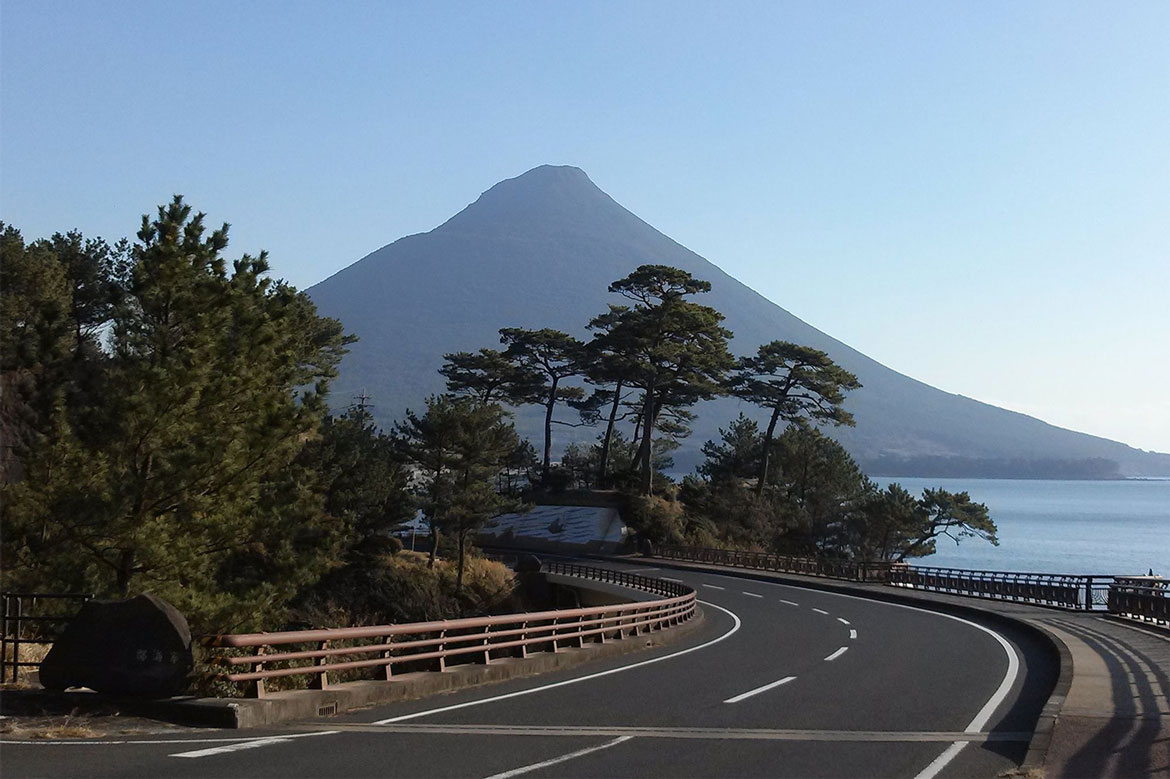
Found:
[1,199,996,641]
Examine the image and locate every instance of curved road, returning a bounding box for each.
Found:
[2,560,1057,778]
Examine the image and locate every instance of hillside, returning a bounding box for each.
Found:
[308,166,1170,478]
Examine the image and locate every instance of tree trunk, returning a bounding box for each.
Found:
[116,549,135,596]
[597,380,623,487]
[542,377,558,481]
[455,529,466,597]
[637,389,658,496]
[428,523,439,568]
[756,406,782,495]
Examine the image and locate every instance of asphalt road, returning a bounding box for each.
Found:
[1,560,1057,778]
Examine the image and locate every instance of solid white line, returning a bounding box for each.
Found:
[742,591,763,598]
[723,675,797,703]
[780,599,799,607]
[824,646,848,662]
[169,731,339,758]
[912,740,966,779]
[371,600,743,724]
[837,617,850,625]
[704,584,726,590]
[849,629,858,640]
[481,736,632,779]
[812,608,829,615]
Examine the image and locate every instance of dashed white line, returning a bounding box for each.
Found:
[481,735,633,778]
[837,618,850,625]
[704,584,726,590]
[824,647,849,662]
[780,599,799,607]
[723,675,797,703]
[742,591,763,598]
[812,608,829,615]
[849,629,858,640]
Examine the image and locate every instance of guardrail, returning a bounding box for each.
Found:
[656,544,1134,612]
[1108,581,1169,627]
[657,545,891,583]
[205,563,696,697]
[885,565,1112,610]
[1,591,93,683]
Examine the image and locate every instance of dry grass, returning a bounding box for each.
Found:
[1,641,51,688]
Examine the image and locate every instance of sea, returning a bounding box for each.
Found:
[872,477,1170,577]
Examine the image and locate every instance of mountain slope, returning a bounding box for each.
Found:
[308,166,1170,478]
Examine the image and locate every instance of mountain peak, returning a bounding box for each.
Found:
[438,164,634,238]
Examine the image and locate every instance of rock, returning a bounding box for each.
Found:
[39,593,193,697]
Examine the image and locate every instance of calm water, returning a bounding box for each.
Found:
[873,477,1170,576]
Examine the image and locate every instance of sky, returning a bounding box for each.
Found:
[3,1,1167,453]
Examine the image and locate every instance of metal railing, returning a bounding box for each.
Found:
[1,592,92,683]
[656,544,1131,612]
[657,545,891,583]
[1108,580,1168,627]
[205,564,696,698]
[886,565,1112,610]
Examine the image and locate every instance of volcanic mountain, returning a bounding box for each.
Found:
[308,165,1169,478]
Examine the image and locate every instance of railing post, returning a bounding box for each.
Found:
[1085,577,1094,611]
[518,621,528,659]
[382,637,394,680]
[1,594,9,685]
[550,619,559,653]
[481,625,492,664]
[437,630,447,671]
[309,640,330,689]
[252,646,267,699]
[11,597,21,683]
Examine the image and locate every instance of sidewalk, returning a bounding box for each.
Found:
[640,555,1169,779]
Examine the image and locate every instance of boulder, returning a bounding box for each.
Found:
[39,593,193,697]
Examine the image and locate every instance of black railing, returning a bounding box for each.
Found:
[1108,580,1169,627]
[543,561,693,598]
[655,545,1141,612]
[1,591,92,683]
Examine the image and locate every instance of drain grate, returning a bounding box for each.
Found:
[317,702,339,717]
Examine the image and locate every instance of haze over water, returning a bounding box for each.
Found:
[874,477,1170,577]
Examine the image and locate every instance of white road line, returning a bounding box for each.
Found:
[780,599,799,607]
[723,675,797,703]
[742,591,763,598]
[481,736,633,779]
[371,600,743,724]
[690,568,1022,779]
[824,646,848,662]
[812,608,829,615]
[837,617,850,625]
[704,584,726,590]
[169,731,338,758]
[849,629,858,640]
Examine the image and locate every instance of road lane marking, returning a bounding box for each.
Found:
[837,618,850,625]
[742,591,763,598]
[824,647,848,662]
[481,736,633,779]
[661,577,684,583]
[169,731,338,758]
[370,600,742,724]
[723,676,797,703]
[780,599,799,607]
[849,629,858,640]
[703,584,725,590]
[812,608,829,615]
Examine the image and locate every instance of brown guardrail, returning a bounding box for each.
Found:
[204,562,696,697]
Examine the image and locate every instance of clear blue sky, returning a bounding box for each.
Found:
[3,1,1167,453]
